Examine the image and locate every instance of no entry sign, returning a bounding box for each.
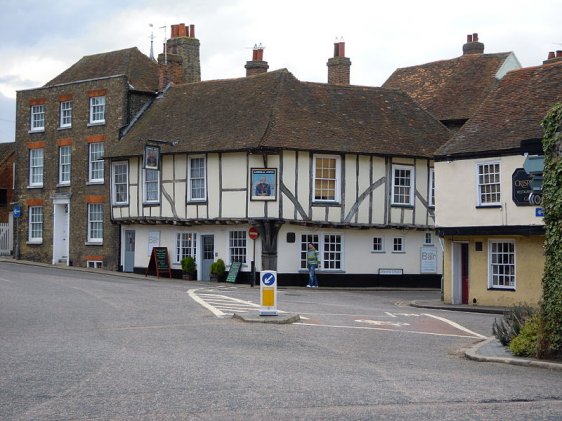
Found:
[248,227,259,240]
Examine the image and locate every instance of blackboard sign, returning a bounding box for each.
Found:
[145,247,171,278]
[226,261,242,283]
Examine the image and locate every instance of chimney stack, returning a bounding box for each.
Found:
[158,22,201,91]
[463,33,484,55]
[327,39,351,85]
[245,44,269,76]
[543,50,562,65]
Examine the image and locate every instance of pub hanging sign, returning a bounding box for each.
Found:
[512,168,533,206]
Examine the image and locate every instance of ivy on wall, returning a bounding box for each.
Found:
[538,102,562,358]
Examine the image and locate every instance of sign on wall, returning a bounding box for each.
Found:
[250,168,277,201]
[512,168,533,206]
[148,231,160,256]
[420,246,437,273]
[144,145,160,170]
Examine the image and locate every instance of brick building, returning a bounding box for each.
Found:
[0,142,15,223]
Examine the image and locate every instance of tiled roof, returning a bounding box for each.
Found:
[109,69,450,159]
[435,61,562,157]
[383,53,512,122]
[45,48,159,92]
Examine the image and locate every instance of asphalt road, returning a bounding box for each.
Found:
[1,262,561,420]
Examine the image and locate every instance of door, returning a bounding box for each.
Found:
[461,243,469,305]
[451,242,469,304]
[53,203,69,265]
[124,230,135,272]
[201,235,214,281]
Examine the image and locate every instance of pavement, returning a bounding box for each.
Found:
[2,256,561,371]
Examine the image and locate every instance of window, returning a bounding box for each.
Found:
[392,237,404,253]
[29,148,44,187]
[392,165,414,206]
[489,241,515,288]
[372,236,384,252]
[176,232,197,263]
[89,143,104,182]
[59,146,71,185]
[188,156,206,201]
[424,232,433,245]
[300,234,343,270]
[144,169,160,203]
[87,261,103,269]
[60,101,72,128]
[112,162,128,205]
[89,96,105,124]
[30,105,45,131]
[28,206,43,242]
[87,204,103,243]
[313,155,340,202]
[229,231,247,264]
[429,168,435,207]
[477,162,501,205]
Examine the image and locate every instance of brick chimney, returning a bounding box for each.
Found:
[327,40,351,85]
[463,33,485,55]
[543,50,562,65]
[245,44,269,76]
[158,23,201,90]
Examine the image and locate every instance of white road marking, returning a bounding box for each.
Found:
[422,313,487,339]
[0,277,13,283]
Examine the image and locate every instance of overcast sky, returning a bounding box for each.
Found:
[0,0,560,142]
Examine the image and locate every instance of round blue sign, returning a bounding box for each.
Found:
[13,204,21,218]
[261,272,276,286]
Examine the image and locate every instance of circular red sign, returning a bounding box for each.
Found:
[248,227,259,240]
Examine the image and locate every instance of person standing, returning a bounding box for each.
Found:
[306,243,320,288]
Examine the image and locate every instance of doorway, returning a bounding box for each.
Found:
[124,230,135,272]
[53,202,69,265]
[200,235,214,281]
[451,242,469,304]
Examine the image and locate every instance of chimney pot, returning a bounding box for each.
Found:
[556,50,562,58]
[548,51,556,60]
[473,33,478,42]
[178,23,187,37]
[171,24,179,38]
[190,24,195,38]
[467,34,473,43]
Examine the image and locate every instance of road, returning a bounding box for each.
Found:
[1,262,561,420]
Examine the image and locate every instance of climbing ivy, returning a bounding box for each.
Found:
[538,102,562,359]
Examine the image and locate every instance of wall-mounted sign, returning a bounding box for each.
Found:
[379,268,403,275]
[420,246,437,273]
[250,168,277,201]
[512,168,533,206]
[144,145,160,170]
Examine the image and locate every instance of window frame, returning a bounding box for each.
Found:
[111,161,129,205]
[59,145,71,185]
[476,161,501,206]
[429,167,435,207]
[88,143,104,183]
[89,96,106,125]
[175,232,197,263]
[312,154,341,203]
[372,236,385,253]
[60,100,72,128]
[143,169,160,204]
[188,155,207,202]
[391,164,415,206]
[392,237,405,253]
[424,232,433,245]
[28,206,43,243]
[229,231,247,264]
[87,203,104,243]
[29,148,44,187]
[30,104,45,132]
[300,233,344,271]
[488,240,516,289]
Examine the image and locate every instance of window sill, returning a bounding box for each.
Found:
[143,202,160,207]
[85,241,103,246]
[86,181,104,185]
[28,129,45,134]
[391,251,406,254]
[87,122,106,127]
[312,202,341,207]
[391,204,414,209]
[476,205,502,209]
[27,185,43,189]
[187,200,207,205]
[58,126,72,131]
[112,203,129,207]
[371,250,386,254]
[488,287,516,291]
[27,240,43,245]
[57,183,70,188]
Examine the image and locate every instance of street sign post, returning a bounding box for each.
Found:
[249,227,259,287]
[260,270,278,316]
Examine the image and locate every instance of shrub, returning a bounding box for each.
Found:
[181,256,196,274]
[492,304,536,346]
[509,315,540,357]
[211,259,226,277]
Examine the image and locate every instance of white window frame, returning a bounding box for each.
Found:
[29,148,44,187]
[229,231,247,264]
[424,232,433,245]
[175,232,197,263]
[112,161,129,205]
[30,104,45,132]
[59,146,71,185]
[28,206,43,243]
[188,156,207,202]
[429,168,435,207]
[88,143,104,183]
[391,164,415,206]
[60,101,72,128]
[300,233,343,271]
[476,161,501,206]
[313,154,341,203]
[87,203,104,243]
[89,96,105,124]
[392,237,405,253]
[143,169,160,204]
[372,236,385,253]
[488,240,516,289]
[87,261,103,269]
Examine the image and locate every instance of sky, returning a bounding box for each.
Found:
[0,0,560,143]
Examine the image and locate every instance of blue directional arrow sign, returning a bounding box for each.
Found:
[13,204,21,218]
[262,272,276,286]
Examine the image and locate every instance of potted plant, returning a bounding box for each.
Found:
[210,258,226,282]
[180,256,196,280]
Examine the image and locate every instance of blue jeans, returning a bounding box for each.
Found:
[308,264,318,287]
